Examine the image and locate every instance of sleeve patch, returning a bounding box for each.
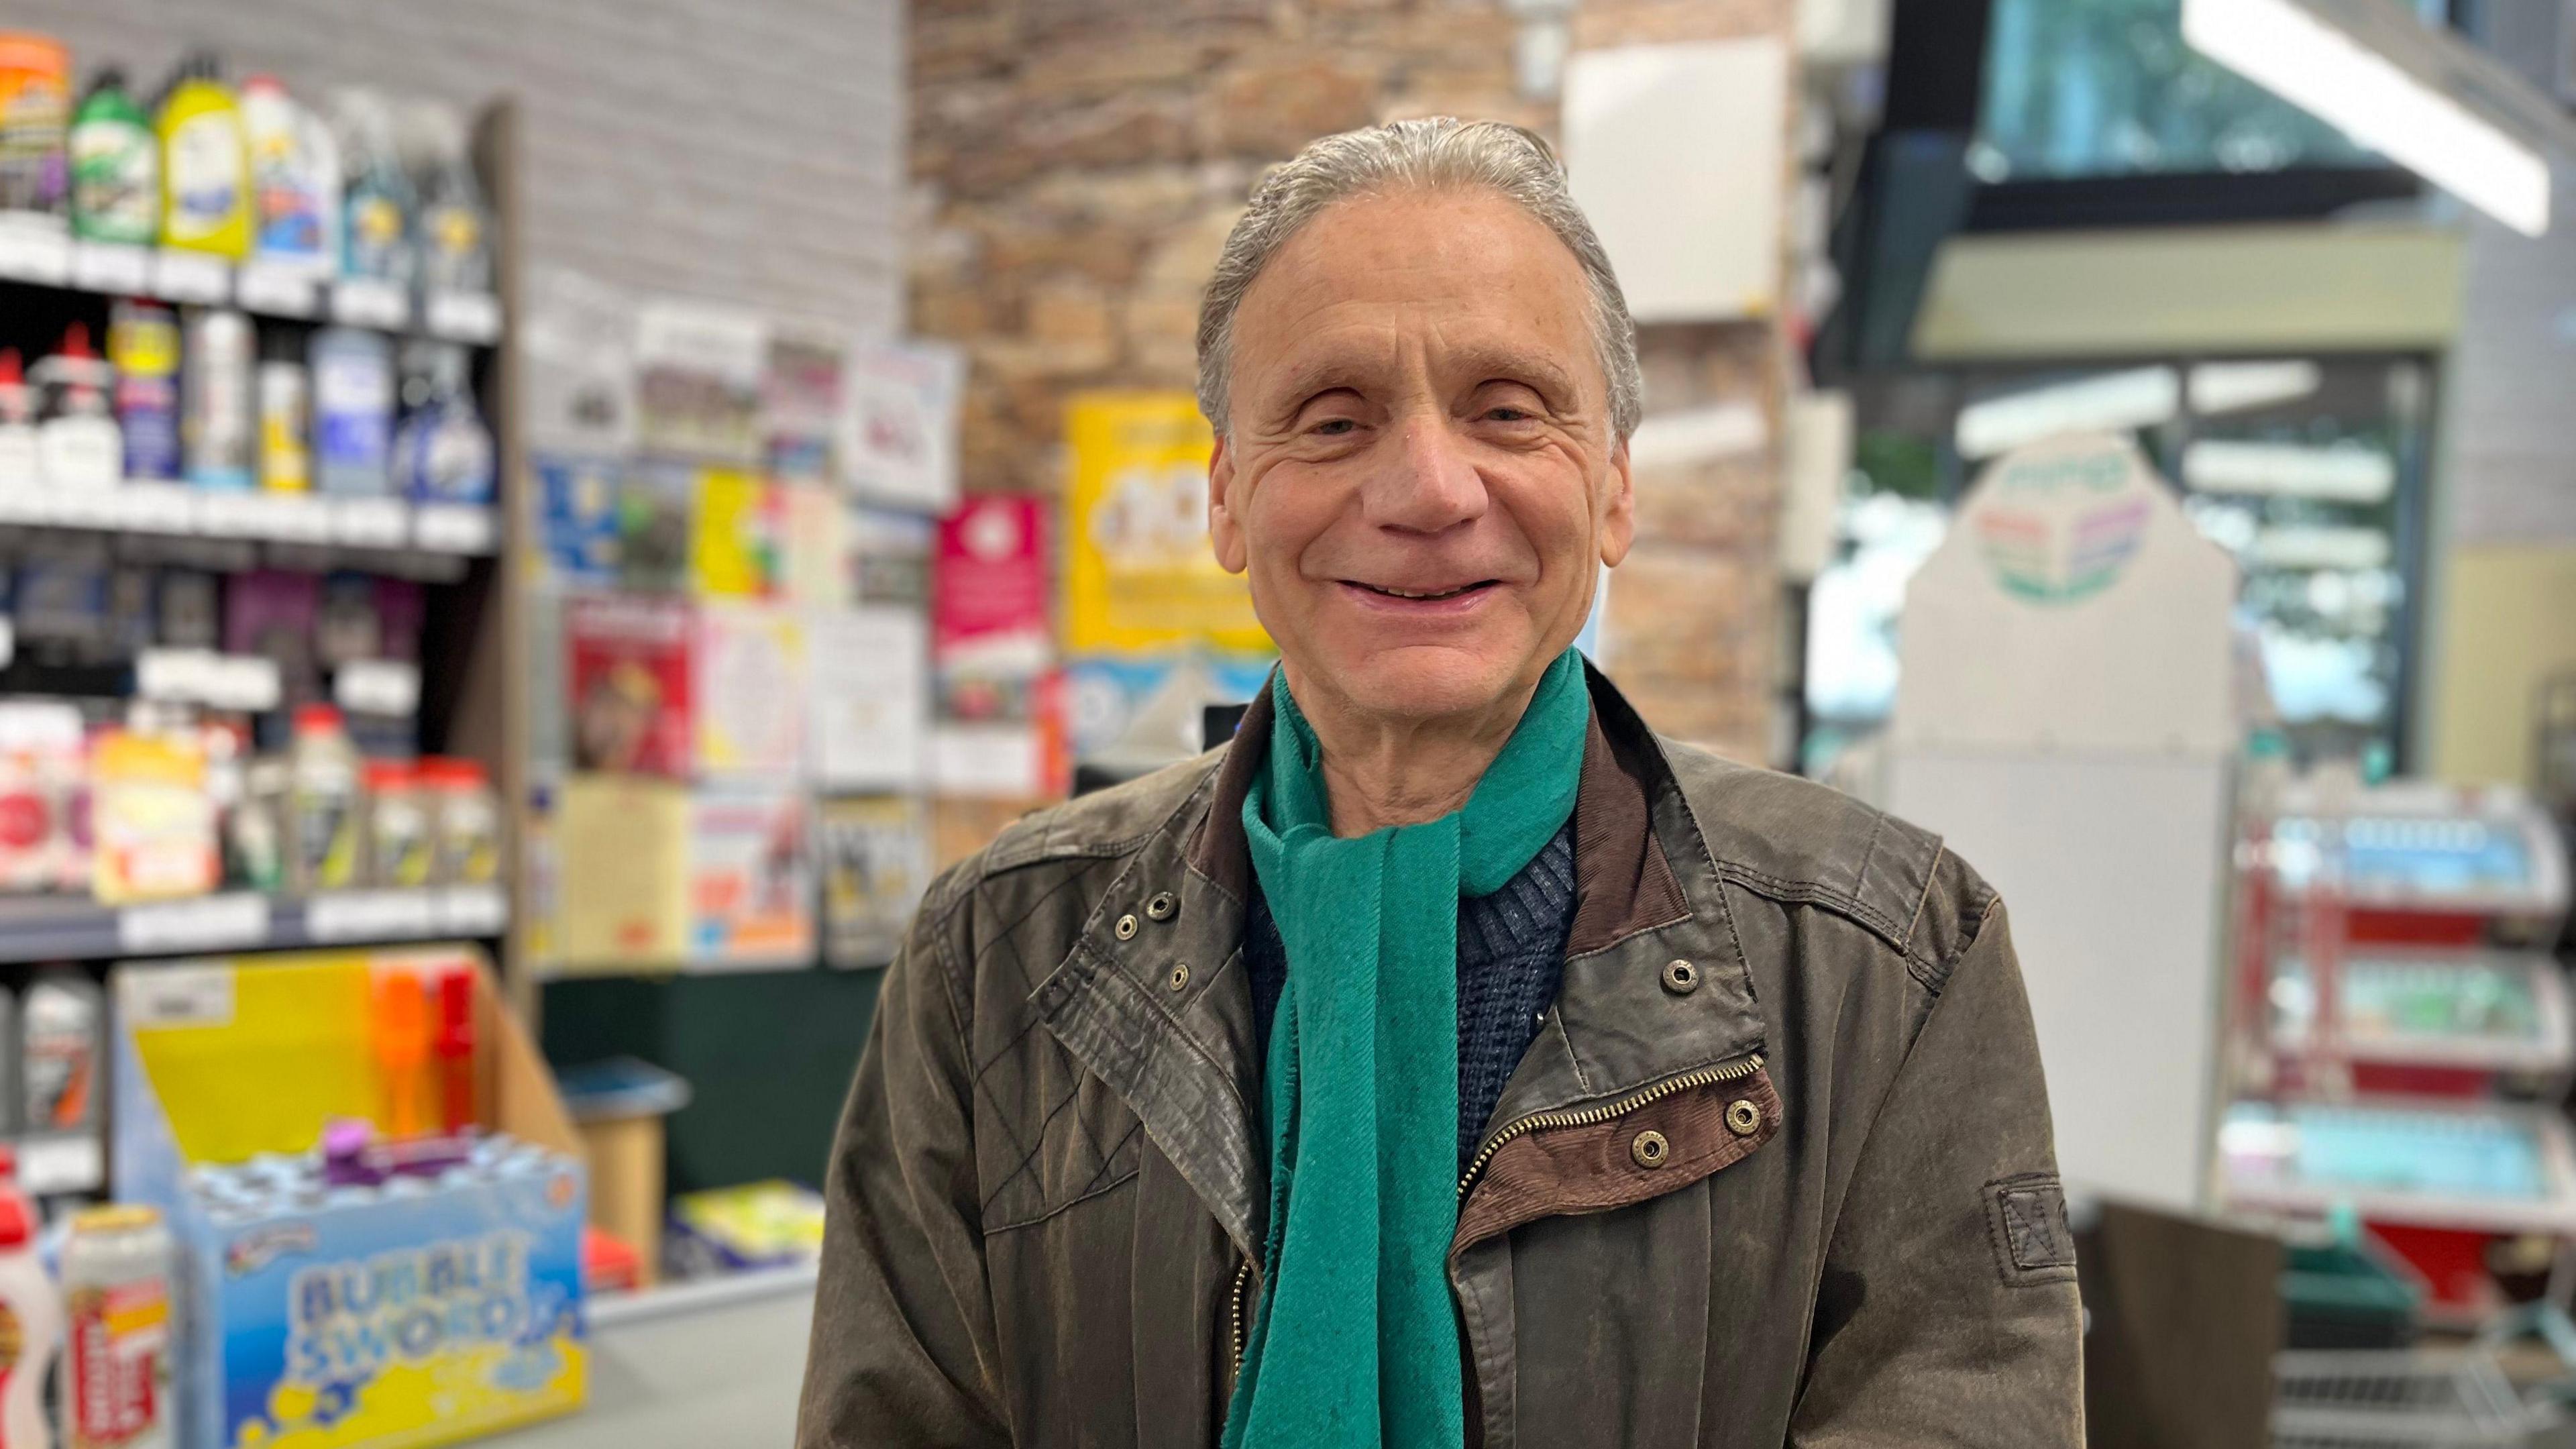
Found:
[1984,1173,2078,1285]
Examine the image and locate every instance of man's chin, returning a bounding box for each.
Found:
[1301,642,1546,726]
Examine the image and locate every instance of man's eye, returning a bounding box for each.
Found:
[1486,407,1532,423]
[1313,419,1358,436]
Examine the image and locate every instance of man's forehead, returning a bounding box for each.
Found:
[1231,191,1597,388]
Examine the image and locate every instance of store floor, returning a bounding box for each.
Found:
[499,1270,814,1447]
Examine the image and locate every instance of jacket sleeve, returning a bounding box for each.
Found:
[797,867,1013,1448]
[1788,896,2086,1448]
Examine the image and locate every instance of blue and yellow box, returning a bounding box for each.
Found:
[111,947,589,1449]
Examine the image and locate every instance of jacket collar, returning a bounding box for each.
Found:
[1032,662,1769,1259]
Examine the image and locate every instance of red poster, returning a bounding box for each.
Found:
[565,594,694,778]
[934,494,1049,652]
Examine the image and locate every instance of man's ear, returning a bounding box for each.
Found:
[1210,436,1248,575]
[1599,435,1636,569]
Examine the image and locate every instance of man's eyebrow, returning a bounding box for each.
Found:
[1449,345,1579,402]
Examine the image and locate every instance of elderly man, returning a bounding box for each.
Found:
[800,119,2081,1448]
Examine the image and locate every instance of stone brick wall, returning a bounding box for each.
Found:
[13,0,902,333]
[910,0,1793,764]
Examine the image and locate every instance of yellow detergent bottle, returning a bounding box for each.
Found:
[156,52,250,259]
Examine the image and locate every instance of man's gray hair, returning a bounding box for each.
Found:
[1195,117,1644,442]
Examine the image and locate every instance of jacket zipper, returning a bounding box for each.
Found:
[1454,1051,1767,1199]
[1226,1053,1766,1399]
[1227,1255,1253,1387]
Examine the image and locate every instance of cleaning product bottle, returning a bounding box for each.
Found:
[0,1144,60,1449]
[284,703,361,894]
[31,324,118,492]
[330,89,410,286]
[402,102,488,295]
[0,352,37,492]
[255,326,309,492]
[392,341,492,504]
[180,308,253,489]
[106,301,178,482]
[22,969,99,1136]
[67,66,155,246]
[241,74,335,277]
[310,326,392,495]
[0,34,69,228]
[155,54,248,260]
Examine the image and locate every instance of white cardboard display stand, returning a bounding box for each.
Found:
[1886,433,2239,1213]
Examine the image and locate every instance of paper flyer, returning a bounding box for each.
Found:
[781,482,850,607]
[843,341,964,514]
[764,329,845,486]
[556,773,689,967]
[616,462,693,594]
[634,301,767,465]
[564,593,692,778]
[690,467,780,598]
[535,453,624,586]
[687,785,814,968]
[852,505,933,608]
[818,795,930,967]
[523,264,639,456]
[693,603,808,776]
[1063,392,1269,654]
[810,606,928,791]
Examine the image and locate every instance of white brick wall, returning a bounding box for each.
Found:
[14,0,902,333]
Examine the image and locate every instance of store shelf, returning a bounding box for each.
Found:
[0,230,502,343]
[0,885,508,965]
[0,486,498,556]
[2220,1097,2576,1236]
[2269,949,2575,1075]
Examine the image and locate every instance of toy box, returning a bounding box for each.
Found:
[112,947,589,1449]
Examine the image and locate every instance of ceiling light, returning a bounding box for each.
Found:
[2189,360,2323,415]
[2183,440,2396,502]
[1953,367,2178,460]
[2182,0,2551,237]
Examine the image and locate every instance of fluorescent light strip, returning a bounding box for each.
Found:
[1954,366,2179,460]
[2183,440,2396,502]
[2188,360,2322,415]
[2182,0,2551,237]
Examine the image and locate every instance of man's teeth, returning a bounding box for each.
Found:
[1366,583,1475,600]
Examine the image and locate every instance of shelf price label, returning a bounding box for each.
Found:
[17,1134,103,1197]
[119,963,237,1028]
[308,890,436,944]
[70,242,151,294]
[44,490,119,530]
[0,225,71,285]
[414,504,496,554]
[150,250,231,304]
[424,290,502,343]
[235,264,320,318]
[117,894,271,955]
[436,885,508,936]
[331,278,408,330]
[329,496,408,549]
[113,483,197,533]
[261,493,334,543]
[334,659,421,717]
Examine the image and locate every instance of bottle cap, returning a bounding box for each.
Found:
[72,1203,161,1235]
[0,349,20,387]
[294,703,345,735]
[57,322,93,360]
[0,1196,30,1248]
[361,758,413,794]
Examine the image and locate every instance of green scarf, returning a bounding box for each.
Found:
[1224,649,1589,1448]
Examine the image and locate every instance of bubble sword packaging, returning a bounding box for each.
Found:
[111,949,588,1449]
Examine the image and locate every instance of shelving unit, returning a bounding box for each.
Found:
[0,98,529,1203]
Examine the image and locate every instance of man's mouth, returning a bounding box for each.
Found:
[1347,580,1498,601]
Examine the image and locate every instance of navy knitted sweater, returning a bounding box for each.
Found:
[1244,822,1576,1174]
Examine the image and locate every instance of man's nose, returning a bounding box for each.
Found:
[1361,413,1490,535]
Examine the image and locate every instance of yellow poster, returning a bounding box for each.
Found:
[1063,392,1271,654]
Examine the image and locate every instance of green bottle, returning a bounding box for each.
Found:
[67,66,157,245]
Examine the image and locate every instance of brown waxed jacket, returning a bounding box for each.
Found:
[798,663,2084,1448]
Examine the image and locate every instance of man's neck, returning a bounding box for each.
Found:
[1283,664,1548,839]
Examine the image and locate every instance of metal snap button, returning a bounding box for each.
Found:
[1725,1099,1763,1137]
[1168,962,1191,991]
[1115,914,1140,941]
[1631,1130,1670,1169]
[1146,892,1178,922]
[1661,959,1699,995]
